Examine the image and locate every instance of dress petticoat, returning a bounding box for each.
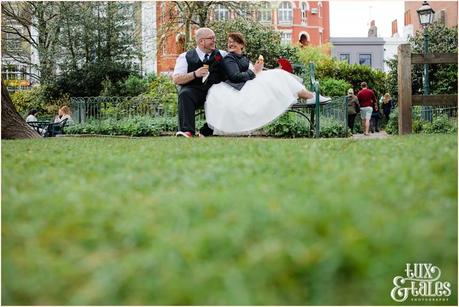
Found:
[205,69,305,134]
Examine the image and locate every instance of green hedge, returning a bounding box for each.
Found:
[385,108,457,135]
[66,115,349,138]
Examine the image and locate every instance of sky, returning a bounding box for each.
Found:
[330,0,405,38]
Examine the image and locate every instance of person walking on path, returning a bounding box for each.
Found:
[357,82,377,136]
[346,88,360,134]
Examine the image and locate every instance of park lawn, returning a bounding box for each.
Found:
[1,134,457,305]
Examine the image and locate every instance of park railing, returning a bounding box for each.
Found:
[286,95,349,138]
[69,95,350,137]
[414,105,457,120]
[69,96,172,124]
[320,96,349,137]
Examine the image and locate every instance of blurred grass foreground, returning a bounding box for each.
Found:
[2,135,457,305]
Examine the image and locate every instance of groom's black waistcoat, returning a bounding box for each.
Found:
[184,49,226,91]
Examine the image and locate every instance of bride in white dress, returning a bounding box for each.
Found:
[205,32,317,134]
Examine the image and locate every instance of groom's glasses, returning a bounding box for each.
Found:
[202,36,216,41]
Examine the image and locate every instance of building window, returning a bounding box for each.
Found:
[280,32,292,44]
[301,2,309,24]
[214,4,229,21]
[238,2,253,19]
[404,9,411,26]
[339,54,350,64]
[359,54,372,66]
[278,2,292,23]
[257,1,272,22]
[1,63,28,81]
[6,31,22,51]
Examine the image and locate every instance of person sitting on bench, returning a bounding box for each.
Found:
[54,105,74,125]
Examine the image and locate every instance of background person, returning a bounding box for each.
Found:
[382,93,393,121]
[357,82,377,136]
[346,89,360,134]
[54,106,74,125]
[370,97,381,133]
[26,109,38,123]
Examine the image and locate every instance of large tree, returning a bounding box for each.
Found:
[1,1,62,84]
[2,1,141,90]
[1,83,40,139]
[53,1,141,96]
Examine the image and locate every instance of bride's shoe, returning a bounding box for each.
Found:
[305,93,331,104]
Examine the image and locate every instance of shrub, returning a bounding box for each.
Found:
[10,86,45,115]
[54,61,134,97]
[264,113,309,138]
[422,115,457,134]
[412,118,424,134]
[264,113,349,138]
[385,109,457,135]
[143,75,178,115]
[320,118,351,138]
[119,74,150,97]
[315,60,387,97]
[66,116,208,137]
[385,109,399,135]
[320,78,352,97]
[11,86,71,118]
[66,117,162,137]
[297,43,333,68]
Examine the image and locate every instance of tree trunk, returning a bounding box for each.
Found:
[1,83,41,139]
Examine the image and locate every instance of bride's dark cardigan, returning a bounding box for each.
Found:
[223,52,256,91]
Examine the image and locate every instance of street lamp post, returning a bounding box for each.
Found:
[416,1,435,121]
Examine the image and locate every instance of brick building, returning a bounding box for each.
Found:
[156,1,330,74]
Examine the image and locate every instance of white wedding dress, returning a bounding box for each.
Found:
[205,69,310,134]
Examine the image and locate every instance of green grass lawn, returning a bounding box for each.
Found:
[2,135,457,305]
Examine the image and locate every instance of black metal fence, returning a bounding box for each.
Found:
[69,95,355,138]
[69,97,171,124]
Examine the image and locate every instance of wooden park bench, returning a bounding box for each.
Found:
[28,118,69,137]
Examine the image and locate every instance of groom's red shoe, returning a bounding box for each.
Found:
[176,131,193,138]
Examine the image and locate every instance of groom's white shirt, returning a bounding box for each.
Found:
[173,48,228,76]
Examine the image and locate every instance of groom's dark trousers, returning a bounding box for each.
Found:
[178,85,213,136]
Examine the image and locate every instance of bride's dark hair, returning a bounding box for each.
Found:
[228,32,246,47]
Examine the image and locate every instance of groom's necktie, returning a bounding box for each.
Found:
[204,53,209,63]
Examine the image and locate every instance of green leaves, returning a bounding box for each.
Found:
[66,117,177,137]
[315,60,387,96]
[386,21,458,100]
[209,18,284,68]
[385,108,458,135]
[319,78,352,97]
